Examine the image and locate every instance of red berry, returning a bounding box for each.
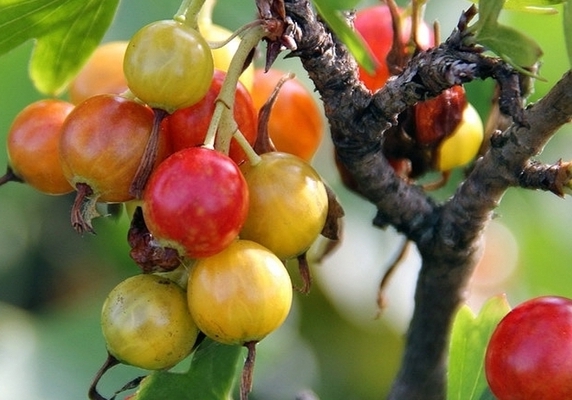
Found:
[163,70,257,165]
[142,147,249,258]
[485,296,572,400]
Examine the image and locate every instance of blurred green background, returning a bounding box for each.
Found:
[0,0,571,399]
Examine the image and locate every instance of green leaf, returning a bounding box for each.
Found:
[136,338,244,400]
[447,295,511,400]
[319,0,362,10]
[470,0,565,13]
[0,0,120,95]
[476,0,506,28]
[565,1,572,68]
[504,0,565,13]
[312,0,377,74]
[475,22,543,68]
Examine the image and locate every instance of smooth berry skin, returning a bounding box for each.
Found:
[485,296,572,400]
[163,70,257,165]
[142,147,249,259]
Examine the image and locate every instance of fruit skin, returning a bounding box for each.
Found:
[239,152,328,260]
[142,147,249,259]
[123,19,214,112]
[187,239,293,345]
[6,99,74,195]
[101,274,199,370]
[68,41,129,104]
[485,296,572,400]
[414,85,467,147]
[354,4,433,91]
[163,69,258,165]
[59,94,169,202]
[434,102,483,172]
[251,68,323,161]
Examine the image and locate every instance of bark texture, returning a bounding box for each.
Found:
[283,1,572,398]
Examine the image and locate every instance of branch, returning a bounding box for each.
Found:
[284,0,572,398]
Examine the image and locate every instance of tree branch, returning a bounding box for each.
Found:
[284,0,572,398]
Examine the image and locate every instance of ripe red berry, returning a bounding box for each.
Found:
[485,296,572,400]
[142,147,249,259]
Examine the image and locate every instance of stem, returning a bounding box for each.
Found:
[88,352,120,400]
[0,166,23,186]
[129,108,168,199]
[203,24,266,150]
[234,129,262,166]
[173,0,206,29]
[240,341,258,400]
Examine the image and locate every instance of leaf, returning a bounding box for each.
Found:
[0,0,120,95]
[475,0,506,28]
[312,0,377,74]
[320,0,362,10]
[135,338,244,400]
[447,295,511,400]
[476,22,543,68]
[469,0,565,14]
[504,0,565,13]
[565,1,572,68]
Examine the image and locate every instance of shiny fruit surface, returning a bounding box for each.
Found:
[187,239,293,345]
[251,68,323,161]
[163,69,258,165]
[59,94,168,202]
[68,41,129,104]
[101,274,199,370]
[485,296,572,400]
[434,102,483,172]
[123,19,214,112]
[354,4,433,91]
[240,152,328,260]
[414,85,467,146]
[6,99,74,195]
[142,147,249,259]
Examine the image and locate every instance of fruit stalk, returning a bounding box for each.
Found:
[203,24,266,152]
[174,0,206,29]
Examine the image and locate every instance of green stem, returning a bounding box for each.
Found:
[173,0,206,29]
[203,24,266,149]
[234,128,262,166]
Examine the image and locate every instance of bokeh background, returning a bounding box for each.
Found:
[0,0,571,399]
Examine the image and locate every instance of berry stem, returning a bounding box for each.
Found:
[240,341,258,400]
[203,23,265,152]
[130,108,168,199]
[0,166,23,186]
[233,128,262,166]
[88,352,120,400]
[173,0,206,29]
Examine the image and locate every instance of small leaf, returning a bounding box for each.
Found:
[476,0,506,27]
[504,0,565,13]
[135,338,243,400]
[476,22,543,68]
[447,295,511,400]
[312,0,377,73]
[565,1,572,68]
[0,0,120,95]
[321,0,362,10]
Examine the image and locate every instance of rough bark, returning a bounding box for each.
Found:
[283,0,572,398]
